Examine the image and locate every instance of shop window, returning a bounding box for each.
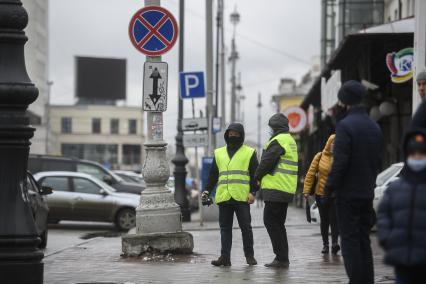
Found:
[122,144,141,165]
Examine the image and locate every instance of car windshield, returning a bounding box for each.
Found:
[376,164,403,186]
[94,178,117,193]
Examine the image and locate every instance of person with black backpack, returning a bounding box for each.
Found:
[303,134,340,255]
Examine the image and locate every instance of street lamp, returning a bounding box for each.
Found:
[0,0,44,283]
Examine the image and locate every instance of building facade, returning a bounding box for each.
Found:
[49,105,145,171]
[384,0,415,23]
[22,0,50,154]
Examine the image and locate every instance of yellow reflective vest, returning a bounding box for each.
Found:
[214,145,255,204]
[261,133,298,194]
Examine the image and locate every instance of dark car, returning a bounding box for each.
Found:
[26,172,53,248]
[28,155,144,195]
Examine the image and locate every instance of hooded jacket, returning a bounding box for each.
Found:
[303,135,335,196]
[378,128,426,267]
[204,123,259,203]
[255,113,295,203]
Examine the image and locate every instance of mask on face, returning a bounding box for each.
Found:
[228,136,241,147]
[268,127,274,136]
[407,158,426,172]
[335,104,348,122]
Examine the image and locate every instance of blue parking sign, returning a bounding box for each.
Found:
[179,71,205,99]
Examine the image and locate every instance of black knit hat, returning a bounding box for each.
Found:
[406,130,426,155]
[337,80,366,106]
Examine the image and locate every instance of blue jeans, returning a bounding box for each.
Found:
[218,203,254,258]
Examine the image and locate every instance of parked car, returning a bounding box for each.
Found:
[373,162,404,213]
[33,171,140,230]
[309,162,404,226]
[29,154,145,195]
[113,170,145,187]
[26,172,52,248]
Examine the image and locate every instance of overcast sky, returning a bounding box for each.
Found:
[49,0,320,146]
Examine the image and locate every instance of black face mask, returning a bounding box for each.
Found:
[335,104,348,122]
[228,136,242,147]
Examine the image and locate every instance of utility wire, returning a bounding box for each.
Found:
[168,0,310,65]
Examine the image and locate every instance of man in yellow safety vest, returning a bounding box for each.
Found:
[255,113,298,268]
[202,123,259,267]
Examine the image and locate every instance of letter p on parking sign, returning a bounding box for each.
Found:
[179,71,205,99]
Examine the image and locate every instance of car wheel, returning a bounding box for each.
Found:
[39,229,48,249]
[115,208,136,231]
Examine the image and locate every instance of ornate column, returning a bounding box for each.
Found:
[0,0,44,283]
[122,0,193,256]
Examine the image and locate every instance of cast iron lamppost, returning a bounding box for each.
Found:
[0,0,44,283]
[172,0,191,222]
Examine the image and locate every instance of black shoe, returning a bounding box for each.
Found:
[321,245,329,254]
[246,256,257,266]
[331,244,340,255]
[211,256,231,267]
[264,258,289,268]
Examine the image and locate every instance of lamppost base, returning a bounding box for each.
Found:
[0,261,44,284]
[122,231,193,256]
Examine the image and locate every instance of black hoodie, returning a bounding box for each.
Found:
[204,123,259,202]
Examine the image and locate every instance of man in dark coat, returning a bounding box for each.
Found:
[202,123,259,267]
[324,80,383,284]
[410,69,426,129]
[378,128,426,283]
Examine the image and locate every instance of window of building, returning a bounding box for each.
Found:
[61,117,72,134]
[110,119,119,134]
[40,177,70,192]
[92,118,101,134]
[128,119,137,134]
[122,144,141,165]
[394,9,398,21]
[72,177,101,195]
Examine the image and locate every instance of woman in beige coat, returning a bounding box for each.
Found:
[303,134,340,255]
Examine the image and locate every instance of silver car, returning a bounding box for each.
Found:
[33,171,139,230]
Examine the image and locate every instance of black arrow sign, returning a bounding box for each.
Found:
[149,67,162,106]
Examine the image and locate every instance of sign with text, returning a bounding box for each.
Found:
[183,133,208,147]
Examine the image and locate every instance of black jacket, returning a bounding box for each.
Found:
[378,129,426,267]
[204,123,259,204]
[325,107,383,200]
[410,100,426,130]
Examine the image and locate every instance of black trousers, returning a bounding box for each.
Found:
[336,198,374,284]
[218,203,254,258]
[316,196,339,246]
[263,201,289,262]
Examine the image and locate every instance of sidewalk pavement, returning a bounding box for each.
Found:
[44,204,394,284]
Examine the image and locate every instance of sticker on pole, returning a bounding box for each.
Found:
[282,106,307,133]
[129,6,179,56]
[143,62,168,112]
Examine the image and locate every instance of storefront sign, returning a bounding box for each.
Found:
[321,70,341,113]
[282,106,307,133]
[386,47,414,83]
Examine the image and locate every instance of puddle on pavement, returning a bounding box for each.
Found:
[80,231,124,240]
[120,250,206,264]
